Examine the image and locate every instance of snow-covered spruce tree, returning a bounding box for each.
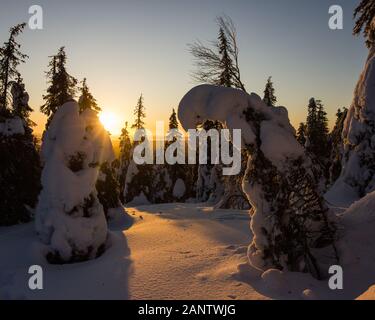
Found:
[184,160,199,200]
[0,79,41,225]
[353,0,375,49]
[0,23,41,226]
[206,163,225,204]
[96,161,122,218]
[0,23,28,114]
[305,98,330,160]
[147,109,182,203]
[78,78,101,114]
[216,148,250,210]
[196,121,249,207]
[217,27,234,87]
[163,109,189,202]
[195,120,225,203]
[40,47,77,127]
[189,15,246,91]
[150,163,172,203]
[169,108,179,129]
[122,101,186,204]
[189,16,249,208]
[196,163,214,202]
[123,95,154,204]
[304,98,331,190]
[263,76,277,107]
[77,79,122,218]
[296,122,307,146]
[328,108,348,186]
[118,122,132,203]
[36,101,114,264]
[132,94,146,131]
[82,108,123,219]
[328,4,375,201]
[11,74,33,124]
[123,140,154,204]
[178,85,338,279]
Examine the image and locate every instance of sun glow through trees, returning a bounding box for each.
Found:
[99,111,120,135]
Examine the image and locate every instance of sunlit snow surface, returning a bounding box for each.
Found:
[2,198,375,299]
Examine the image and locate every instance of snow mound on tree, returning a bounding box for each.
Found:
[36,100,114,263]
[327,47,375,206]
[0,117,25,136]
[342,49,375,143]
[178,84,303,170]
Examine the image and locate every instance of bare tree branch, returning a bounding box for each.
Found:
[188,41,222,85]
[216,15,246,92]
[188,15,246,92]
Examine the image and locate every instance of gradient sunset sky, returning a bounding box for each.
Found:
[0,0,368,135]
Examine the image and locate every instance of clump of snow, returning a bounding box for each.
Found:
[325,179,359,208]
[173,178,186,199]
[260,120,304,168]
[0,117,25,136]
[328,47,375,205]
[107,206,128,220]
[301,289,318,300]
[36,100,115,263]
[260,269,286,292]
[178,84,303,171]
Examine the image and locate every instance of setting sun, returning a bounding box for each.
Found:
[99,111,120,135]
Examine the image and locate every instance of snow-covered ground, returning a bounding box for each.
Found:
[1,202,375,300]
[124,204,263,300]
[0,204,264,300]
